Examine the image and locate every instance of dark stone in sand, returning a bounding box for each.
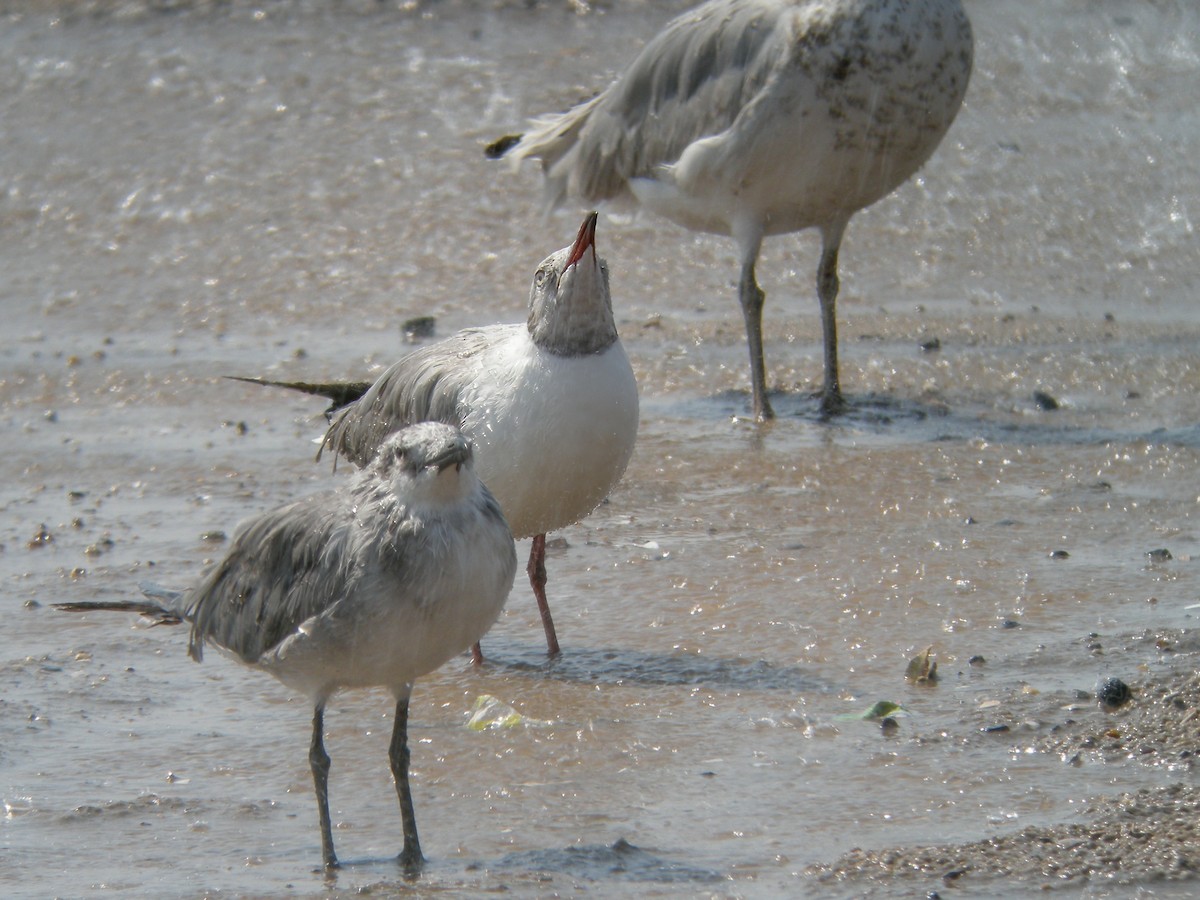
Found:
[1032,390,1059,411]
[403,316,436,341]
[1097,677,1131,710]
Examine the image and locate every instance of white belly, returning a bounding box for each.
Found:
[461,341,639,538]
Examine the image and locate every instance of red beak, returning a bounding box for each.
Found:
[566,212,599,268]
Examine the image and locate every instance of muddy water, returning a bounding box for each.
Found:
[2,0,1199,896]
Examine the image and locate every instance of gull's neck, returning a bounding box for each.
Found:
[527,247,619,357]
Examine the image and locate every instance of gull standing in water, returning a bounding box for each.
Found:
[487,0,973,419]
[245,214,639,660]
[56,423,517,872]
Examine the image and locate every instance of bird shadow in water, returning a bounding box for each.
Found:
[657,387,948,428]
[479,837,725,886]
[315,855,420,884]
[478,642,832,693]
[664,388,1200,450]
[335,838,724,889]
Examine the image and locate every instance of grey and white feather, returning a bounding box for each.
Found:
[488,0,973,419]
[57,422,517,872]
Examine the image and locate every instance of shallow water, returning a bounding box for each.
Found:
[2,0,1199,896]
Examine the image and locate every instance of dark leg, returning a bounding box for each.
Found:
[390,695,424,873]
[527,533,560,656]
[310,702,337,869]
[470,641,484,666]
[738,260,774,421]
[817,227,848,417]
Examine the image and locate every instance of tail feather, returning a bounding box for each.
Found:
[53,581,188,624]
[226,375,372,419]
[52,598,185,626]
[486,93,612,213]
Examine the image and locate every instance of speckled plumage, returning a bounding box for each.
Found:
[490,0,973,418]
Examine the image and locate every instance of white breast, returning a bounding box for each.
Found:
[460,339,639,538]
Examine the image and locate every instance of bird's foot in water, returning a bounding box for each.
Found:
[819,390,849,418]
[399,846,425,878]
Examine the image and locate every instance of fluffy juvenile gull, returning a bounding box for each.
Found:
[487,0,973,419]
[56,422,518,872]
[242,213,639,660]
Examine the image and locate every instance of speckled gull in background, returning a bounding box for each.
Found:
[488,0,974,420]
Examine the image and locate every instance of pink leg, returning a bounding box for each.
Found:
[527,534,560,656]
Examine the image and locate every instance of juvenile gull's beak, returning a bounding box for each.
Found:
[428,443,471,473]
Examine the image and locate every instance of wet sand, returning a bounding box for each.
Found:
[2,0,1199,897]
[812,645,1200,895]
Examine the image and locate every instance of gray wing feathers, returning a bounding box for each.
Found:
[321,327,510,468]
[186,495,355,664]
[514,0,789,205]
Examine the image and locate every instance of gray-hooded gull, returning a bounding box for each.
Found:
[238,213,639,660]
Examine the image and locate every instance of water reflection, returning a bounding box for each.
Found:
[484,642,831,692]
[488,838,724,886]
